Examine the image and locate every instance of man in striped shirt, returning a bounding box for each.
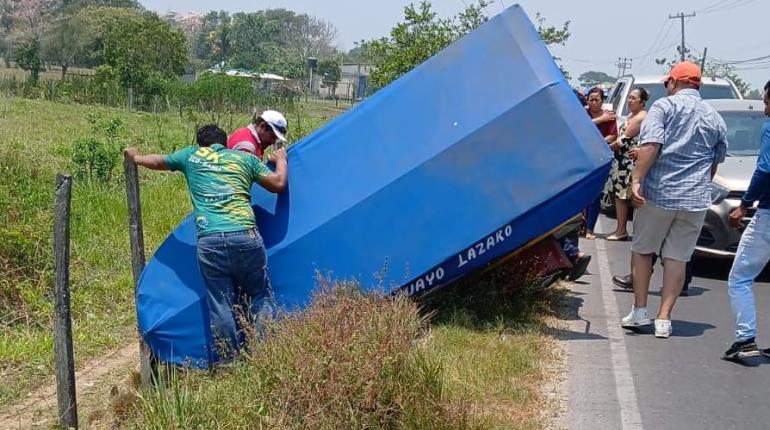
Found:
[620,62,727,338]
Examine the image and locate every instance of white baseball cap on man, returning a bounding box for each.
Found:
[260,110,288,143]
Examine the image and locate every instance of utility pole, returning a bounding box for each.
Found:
[669,11,696,61]
[615,57,632,78]
[700,47,708,73]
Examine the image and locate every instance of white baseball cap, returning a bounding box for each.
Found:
[260,110,288,142]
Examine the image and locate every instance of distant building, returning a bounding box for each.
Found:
[315,63,371,100]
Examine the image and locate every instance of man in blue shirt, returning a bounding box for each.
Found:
[723,80,770,360]
[621,62,727,338]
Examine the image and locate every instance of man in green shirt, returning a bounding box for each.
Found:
[125,124,288,359]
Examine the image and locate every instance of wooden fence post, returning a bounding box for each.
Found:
[53,173,78,429]
[123,153,155,387]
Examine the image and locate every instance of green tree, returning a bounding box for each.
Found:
[268,9,337,68]
[63,0,141,12]
[578,70,615,88]
[318,59,341,96]
[363,1,570,89]
[747,88,763,100]
[363,1,472,89]
[658,51,751,97]
[102,13,187,92]
[229,12,274,70]
[707,62,750,97]
[344,44,364,63]
[190,10,227,67]
[14,40,42,83]
[42,13,87,78]
[534,12,571,79]
[73,6,142,68]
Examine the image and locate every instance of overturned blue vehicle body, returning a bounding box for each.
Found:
[137,5,611,368]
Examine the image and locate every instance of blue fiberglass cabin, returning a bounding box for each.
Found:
[136,5,611,368]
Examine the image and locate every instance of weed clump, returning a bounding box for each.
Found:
[134,284,478,429]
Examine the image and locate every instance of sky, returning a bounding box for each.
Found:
[140,0,770,92]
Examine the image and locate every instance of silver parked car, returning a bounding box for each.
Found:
[697,99,766,258]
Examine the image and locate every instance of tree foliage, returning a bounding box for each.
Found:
[746,88,763,100]
[13,40,41,83]
[578,70,615,88]
[229,12,274,71]
[363,1,571,90]
[42,13,87,78]
[657,50,751,97]
[5,0,57,43]
[2,3,342,84]
[64,0,140,10]
[317,59,341,95]
[71,6,141,68]
[534,12,571,78]
[102,13,187,91]
[178,8,338,79]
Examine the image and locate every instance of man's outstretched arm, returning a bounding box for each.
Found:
[258,148,288,193]
[124,147,168,171]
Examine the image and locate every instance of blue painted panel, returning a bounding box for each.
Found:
[137,5,611,368]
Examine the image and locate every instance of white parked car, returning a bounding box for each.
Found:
[604,75,743,122]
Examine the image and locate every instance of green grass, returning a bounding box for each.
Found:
[1,95,565,428]
[126,275,566,429]
[0,96,343,407]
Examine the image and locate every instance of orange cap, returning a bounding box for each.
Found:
[665,61,702,86]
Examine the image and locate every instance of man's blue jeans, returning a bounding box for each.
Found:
[197,228,275,358]
[728,208,770,341]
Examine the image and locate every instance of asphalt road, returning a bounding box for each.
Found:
[565,216,770,430]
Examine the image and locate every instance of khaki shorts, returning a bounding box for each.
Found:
[631,204,707,262]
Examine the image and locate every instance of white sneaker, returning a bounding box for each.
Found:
[655,319,672,338]
[621,307,651,328]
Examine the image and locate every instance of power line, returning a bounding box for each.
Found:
[557,41,678,68]
[697,0,737,13]
[641,22,677,65]
[669,11,696,61]
[712,53,770,65]
[615,57,632,78]
[697,0,730,12]
[636,19,671,66]
[699,0,758,15]
[688,43,770,66]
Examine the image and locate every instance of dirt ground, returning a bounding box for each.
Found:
[0,341,140,430]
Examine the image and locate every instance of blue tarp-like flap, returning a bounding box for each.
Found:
[137,5,611,368]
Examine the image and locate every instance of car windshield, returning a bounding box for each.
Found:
[622,83,738,115]
[720,110,767,156]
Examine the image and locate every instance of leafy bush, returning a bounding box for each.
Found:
[13,42,43,85]
[71,114,126,184]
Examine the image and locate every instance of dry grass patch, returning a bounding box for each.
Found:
[129,262,568,430]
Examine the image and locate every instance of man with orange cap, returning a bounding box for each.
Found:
[620,61,727,338]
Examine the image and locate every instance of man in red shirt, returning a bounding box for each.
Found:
[227,110,288,158]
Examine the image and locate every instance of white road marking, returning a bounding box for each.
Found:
[594,217,644,430]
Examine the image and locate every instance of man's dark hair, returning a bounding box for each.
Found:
[764,79,770,94]
[632,87,650,103]
[587,87,605,101]
[196,124,227,147]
